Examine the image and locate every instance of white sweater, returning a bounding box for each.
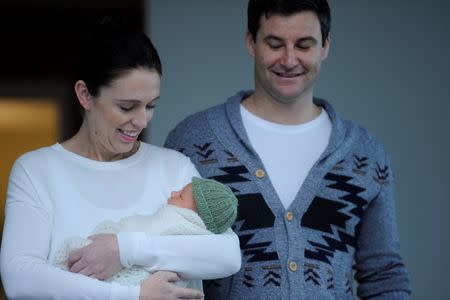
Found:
[0,143,241,300]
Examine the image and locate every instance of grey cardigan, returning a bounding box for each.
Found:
[165,90,411,299]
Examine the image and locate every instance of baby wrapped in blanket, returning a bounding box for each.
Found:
[53,177,238,291]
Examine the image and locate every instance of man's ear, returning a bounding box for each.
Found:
[74,80,93,111]
[245,32,256,57]
[321,35,331,61]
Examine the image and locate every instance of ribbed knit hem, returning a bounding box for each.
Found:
[368,291,410,300]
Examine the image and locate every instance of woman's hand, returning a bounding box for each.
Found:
[140,271,204,300]
[68,233,122,280]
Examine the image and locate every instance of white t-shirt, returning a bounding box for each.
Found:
[0,142,240,300]
[241,106,332,209]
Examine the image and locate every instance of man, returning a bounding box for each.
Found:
[165,0,411,299]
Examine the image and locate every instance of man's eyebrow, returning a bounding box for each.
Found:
[263,35,318,45]
[263,35,284,42]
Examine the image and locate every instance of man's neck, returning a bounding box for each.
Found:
[241,91,320,125]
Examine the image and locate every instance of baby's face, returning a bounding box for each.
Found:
[168,183,197,212]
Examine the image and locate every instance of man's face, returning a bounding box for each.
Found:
[247,11,330,104]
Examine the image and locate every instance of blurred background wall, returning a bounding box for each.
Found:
[0,0,449,299]
[146,0,450,299]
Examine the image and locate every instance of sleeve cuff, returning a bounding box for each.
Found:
[369,291,411,300]
[117,231,148,268]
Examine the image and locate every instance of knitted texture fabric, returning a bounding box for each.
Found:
[192,177,238,234]
[165,90,411,299]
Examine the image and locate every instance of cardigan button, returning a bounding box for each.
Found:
[286,211,294,221]
[289,261,298,272]
[255,169,265,178]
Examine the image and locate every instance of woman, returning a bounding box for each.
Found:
[0,21,241,299]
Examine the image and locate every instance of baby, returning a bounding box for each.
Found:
[53,177,238,290]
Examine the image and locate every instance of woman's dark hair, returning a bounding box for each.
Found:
[247,0,331,46]
[74,16,162,97]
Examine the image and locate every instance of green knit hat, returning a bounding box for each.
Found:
[192,177,238,234]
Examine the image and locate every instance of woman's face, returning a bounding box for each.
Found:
[85,68,160,157]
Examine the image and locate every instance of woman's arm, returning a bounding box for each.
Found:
[67,229,241,281]
[118,228,242,280]
[0,160,139,300]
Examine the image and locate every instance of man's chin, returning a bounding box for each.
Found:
[271,85,313,104]
[272,92,302,104]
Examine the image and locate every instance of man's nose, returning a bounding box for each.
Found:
[280,47,298,69]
